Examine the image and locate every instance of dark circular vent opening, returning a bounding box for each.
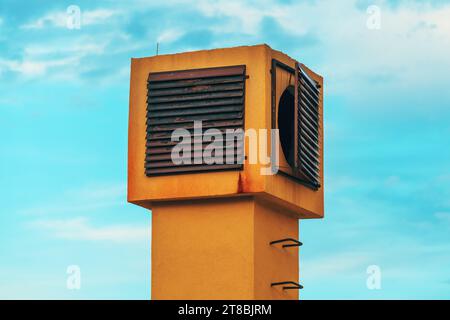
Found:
[278,85,295,168]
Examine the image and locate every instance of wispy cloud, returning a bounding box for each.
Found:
[30,217,149,243]
[19,183,126,216]
[24,41,106,57]
[7,0,450,104]
[156,29,184,43]
[302,252,372,279]
[435,212,450,224]
[21,8,120,29]
[0,56,79,77]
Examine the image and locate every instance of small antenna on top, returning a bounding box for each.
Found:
[156,42,159,55]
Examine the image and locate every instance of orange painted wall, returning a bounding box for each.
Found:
[151,196,298,300]
[253,198,299,300]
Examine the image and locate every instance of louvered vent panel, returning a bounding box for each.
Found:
[297,65,321,188]
[146,65,246,176]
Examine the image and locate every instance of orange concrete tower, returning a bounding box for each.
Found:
[128,44,324,300]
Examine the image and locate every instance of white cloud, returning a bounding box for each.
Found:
[280,1,450,102]
[19,183,127,216]
[0,36,109,78]
[157,29,184,43]
[30,217,149,243]
[326,175,360,194]
[21,11,67,29]
[0,59,46,76]
[21,183,148,243]
[187,0,450,110]
[302,252,371,279]
[24,41,106,57]
[0,56,79,77]
[435,212,450,223]
[385,175,400,187]
[82,9,119,25]
[21,8,119,29]
[196,0,267,34]
[9,0,450,101]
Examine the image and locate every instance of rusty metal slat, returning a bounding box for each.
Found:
[147,136,244,148]
[300,82,320,105]
[299,89,319,112]
[301,163,319,181]
[299,108,319,132]
[299,129,319,152]
[148,83,244,97]
[299,148,319,171]
[300,81,320,106]
[300,121,319,144]
[299,102,319,126]
[145,145,173,155]
[300,71,320,91]
[300,149,320,168]
[148,65,245,82]
[147,147,243,157]
[147,119,244,133]
[148,105,243,118]
[300,108,319,135]
[298,131,320,156]
[299,134,320,157]
[146,159,244,170]
[301,154,320,176]
[146,126,243,141]
[299,67,319,92]
[145,164,243,176]
[300,78,320,100]
[301,164,319,182]
[299,110,319,137]
[148,139,245,149]
[147,75,245,90]
[147,141,244,155]
[301,157,320,175]
[147,154,244,164]
[299,76,320,102]
[298,132,320,156]
[299,92,319,120]
[298,145,320,167]
[146,131,244,147]
[302,158,320,176]
[299,110,319,135]
[146,154,244,168]
[299,110,318,131]
[148,90,243,104]
[146,126,243,140]
[147,97,244,111]
[147,111,243,125]
[146,147,244,162]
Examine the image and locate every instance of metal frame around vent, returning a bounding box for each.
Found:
[271,59,321,190]
[146,65,246,176]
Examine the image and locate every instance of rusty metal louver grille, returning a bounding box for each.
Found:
[296,64,321,188]
[146,65,246,176]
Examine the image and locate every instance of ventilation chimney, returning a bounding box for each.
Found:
[128,44,324,300]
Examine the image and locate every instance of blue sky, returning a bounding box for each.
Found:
[1,0,449,299]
